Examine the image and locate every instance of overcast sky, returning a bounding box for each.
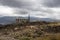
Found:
[0,0,60,20]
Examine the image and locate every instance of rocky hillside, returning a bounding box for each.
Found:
[0,21,60,40]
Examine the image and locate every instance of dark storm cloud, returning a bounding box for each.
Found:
[0,0,33,8]
[0,0,20,8]
[0,0,36,15]
[42,0,60,7]
[0,0,60,20]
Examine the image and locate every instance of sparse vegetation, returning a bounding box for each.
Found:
[0,21,60,40]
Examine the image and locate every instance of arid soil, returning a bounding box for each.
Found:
[0,22,60,40]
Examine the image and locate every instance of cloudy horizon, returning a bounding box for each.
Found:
[0,0,60,20]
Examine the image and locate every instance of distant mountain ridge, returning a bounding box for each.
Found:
[0,16,58,24]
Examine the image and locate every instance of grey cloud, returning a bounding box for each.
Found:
[0,0,38,15]
[0,0,42,12]
[42,9,54,14]
[14,9,29,15]
[0,0,58,18]
[0,0,20,8]
[0,0,34,8]
[42,0,60,7]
